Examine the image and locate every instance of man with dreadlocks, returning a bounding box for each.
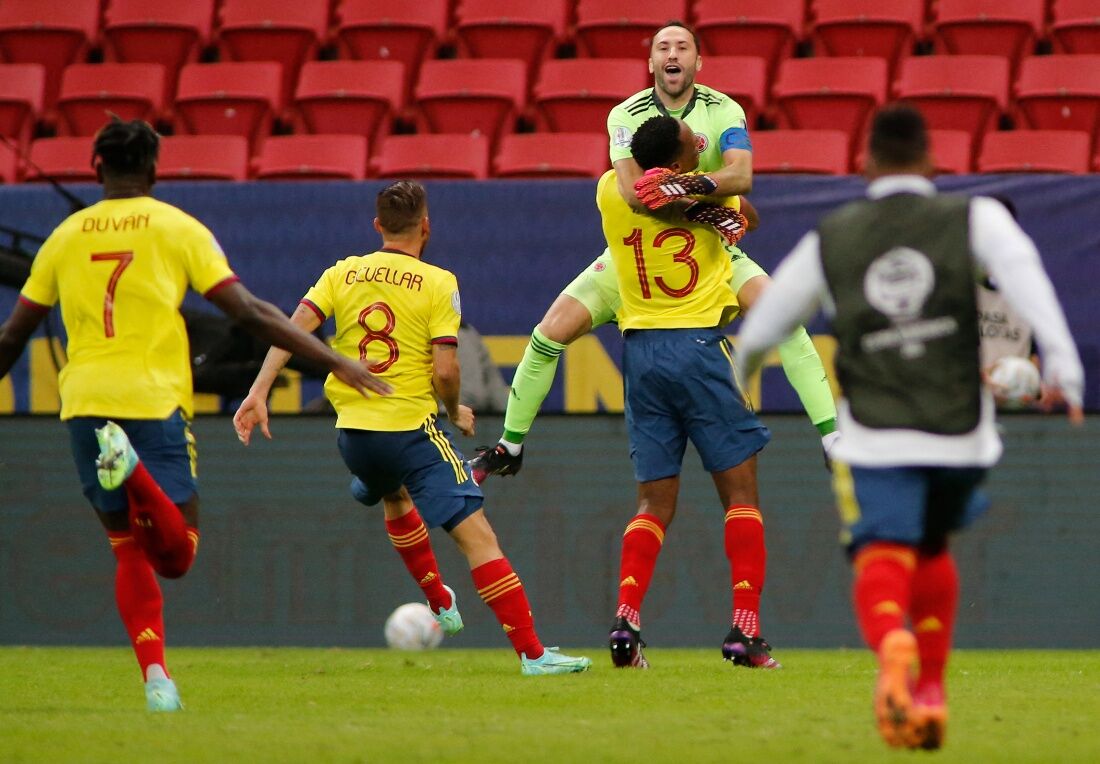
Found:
[0,118,390,711]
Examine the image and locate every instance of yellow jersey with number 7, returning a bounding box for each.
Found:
[300,249,462,431]
[596,170,740,331]
[19,196,237,420]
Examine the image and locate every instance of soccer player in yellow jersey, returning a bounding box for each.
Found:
[600,116,778,670]
[0,119,388,711]
[232,181,590,676]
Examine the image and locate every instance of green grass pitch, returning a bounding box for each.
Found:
[1,647,1097,763]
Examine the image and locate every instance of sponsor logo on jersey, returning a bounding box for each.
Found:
[694,132,709,153]
[612,126,632,148]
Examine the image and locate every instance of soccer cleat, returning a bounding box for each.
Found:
[145,677,183,712]
[431,584,463,636]
[874,629,920,748]
[609,617,649,669]
[911,683,948,750]
[95,421,139,490]
[520,646,592,676]
[467,443,523,485]
[722,626,781,669]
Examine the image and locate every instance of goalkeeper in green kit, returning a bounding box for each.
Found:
[469,20,838,483]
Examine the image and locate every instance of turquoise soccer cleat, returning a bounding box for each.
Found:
[520,647,592,676]
[431,584,463,636]
[145,677,183,712]
[95,421,139,491]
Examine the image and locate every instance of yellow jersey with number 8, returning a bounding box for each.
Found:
[596,170,739,331]
[301,249,462,431]
[19,196,237,420]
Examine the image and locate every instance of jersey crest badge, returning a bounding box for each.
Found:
[694,132,709,153]
[593,261,606,272]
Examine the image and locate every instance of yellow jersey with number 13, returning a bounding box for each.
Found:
[19,196,237,420]
[596,170,739,331]
[301,249,461,432]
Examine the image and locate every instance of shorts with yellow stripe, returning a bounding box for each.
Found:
[337,414,483,531]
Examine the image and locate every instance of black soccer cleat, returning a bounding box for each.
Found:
[722,626,781,669]
[609,617,649,669]
[467,443,523,485]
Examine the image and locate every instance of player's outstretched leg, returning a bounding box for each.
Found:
[908,545,958,750]
[96,421,197,579]
[109,532,182,712]
[384,502,463,636]
[721,505,780,669]
[609,513,666,668]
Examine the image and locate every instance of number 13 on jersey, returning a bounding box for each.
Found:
[623,227,699,299]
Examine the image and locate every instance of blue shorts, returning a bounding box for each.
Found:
[833,463,990,553]
[66,410,198,513]
[623,327,770,482]
[338,414,483,531]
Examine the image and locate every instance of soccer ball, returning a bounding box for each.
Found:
[988,356,1041,408]
[383,603,443,650]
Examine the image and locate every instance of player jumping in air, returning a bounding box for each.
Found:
[0,118,389,711]
[737,105,1085,749]
[469,20,837,483]
[232,181,591,676]
[600,115,778,670]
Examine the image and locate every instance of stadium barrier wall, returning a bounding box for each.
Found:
[1,175,1098,415]
[1,415,1096,649]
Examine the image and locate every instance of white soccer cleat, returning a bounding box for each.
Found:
[95,421,139,490]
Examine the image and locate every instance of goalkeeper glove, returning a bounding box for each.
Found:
[634,168,719,210]
[684,202,747,245]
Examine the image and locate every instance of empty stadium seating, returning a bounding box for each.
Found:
[25,137,96,181]
[494,133,609,178]
[158,135,250,181]
[103,0,214,93]
[0,0,100,110]
[0,63,45,148]
[294,60,405,140]
[0,146,17,183]
[1051,0,1100,53]
[575,0,689,58]
[415,59,527,145]
[175,62,283,150]
[374,134,490,179]
[933,0,1045,70]
[56,64,167,136]
[534,59,648,133]
[811,0,924,77]
[253,135,370,180]
[978,130,1092,172]
[455,0,567,77]
[752,130,851,174]
[1015,56,1100,150]
[928,129,975,174]
[695,56,769,129]
[695,0,804,80]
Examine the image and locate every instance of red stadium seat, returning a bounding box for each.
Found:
[0,63,45,148]
[752,130,851,174]
[933,0,1045,68]
[336,0,449,103]
[895,55,1010,149]
[1015,55,1100,150]
[1051,0,1100,53]
[25,137,96,182]
[158,135,250,181]
[414,59,527,146]
[773,57,888,153]
[175,62,283,150]
[455,0,567,78]
[57,64,167,137]
[575,0,689,58]
[294,61,405,141]
[253,135,370,180]
[374,134,490,179]
[0,146,17,183]
[977,129,1091,172]
[694,56,769,129]
[534,59,649,133]
[811,0,924,78]
[103,0,214,94]
[494,133,610,178]
[928,129,975,174]
[217,0,329,114]
[0,0,100,111]
[695,0,805,81]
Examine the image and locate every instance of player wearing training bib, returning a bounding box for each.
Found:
[0,118,386,712]
[602,116,777,671]
[470,20,837,484]
[233,181,590,676]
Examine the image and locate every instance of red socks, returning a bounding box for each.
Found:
[123,462,195,579]
[615,514,666,628]
[724,505,766,637]
[852,543,917,651]
[109,532,168,680]
[472,557,542,659]
[385,507,452,613]
[910,549,959,694]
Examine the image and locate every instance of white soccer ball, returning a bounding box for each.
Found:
[988,356,1041,408]
[383,603,443,650]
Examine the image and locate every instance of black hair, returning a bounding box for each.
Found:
[376,180,427,234]
[91,117,160,177]
[869,103,928,169]
[631,116,683,171]
[652,20,700,52]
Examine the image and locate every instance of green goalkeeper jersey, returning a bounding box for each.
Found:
[607,84,752,173]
